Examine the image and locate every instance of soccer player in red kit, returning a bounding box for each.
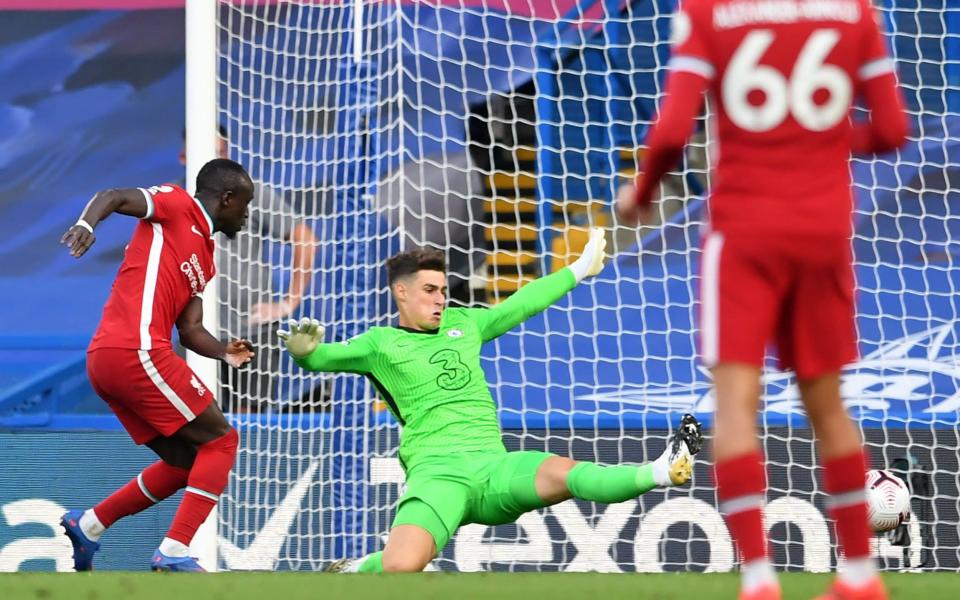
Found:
[617,0,908,597]
[58,159,256,572]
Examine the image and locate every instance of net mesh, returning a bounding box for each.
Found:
[212,0,960,572]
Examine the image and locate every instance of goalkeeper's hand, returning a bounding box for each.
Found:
[567,226,607,282]
[277,317,325,359]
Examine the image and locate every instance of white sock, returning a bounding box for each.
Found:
[79,509,105,541]
[345,557,364,573]
[839,557,877,587]
[741,558,778,593]
[159,537,190,558]
[652,454,673,487]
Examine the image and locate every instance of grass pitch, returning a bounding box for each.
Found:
[3,572,956,600]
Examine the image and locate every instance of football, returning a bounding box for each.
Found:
[866,469,911,533]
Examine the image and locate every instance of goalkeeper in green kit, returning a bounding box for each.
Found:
[278,227,703,572]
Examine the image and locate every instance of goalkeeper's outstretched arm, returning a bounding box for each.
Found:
[472,226,607,342]
[278,318,376,374]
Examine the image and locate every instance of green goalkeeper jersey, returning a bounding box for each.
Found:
[293,267,577,466]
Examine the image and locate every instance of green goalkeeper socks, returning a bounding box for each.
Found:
[356,551,384,573]
[566,462,658,503]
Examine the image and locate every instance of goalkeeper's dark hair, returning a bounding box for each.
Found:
[387,248,446,285]
[195,158,253,197]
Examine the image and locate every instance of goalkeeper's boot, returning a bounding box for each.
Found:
[60,509,101,572]
[151,549,206,573]
[325,558,358,573]
[814,578,888,600]
[657,413,704,486]
[738,584,782,600]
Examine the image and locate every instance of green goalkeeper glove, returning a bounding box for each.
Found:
[277,317,325,359]
[567,226,608,282]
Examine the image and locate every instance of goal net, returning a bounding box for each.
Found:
[210,0,960,572]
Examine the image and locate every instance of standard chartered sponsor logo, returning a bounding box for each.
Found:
[181,260,198,293]
[190,253,207,288]
[180,253,208,295]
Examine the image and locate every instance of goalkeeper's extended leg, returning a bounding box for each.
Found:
[327,549,442,573]
[325,553,381,573]
[329,502,446,573]
[542,413,703,505]
[328,478,466,573]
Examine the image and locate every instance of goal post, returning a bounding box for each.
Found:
[184,0,220,572]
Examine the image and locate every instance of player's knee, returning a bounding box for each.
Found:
[207,419,234,441]
[215,427,239,458]
[536,456,577,503]
[381,552,429,573]
[195,427,238,465]
[190,427,239,496]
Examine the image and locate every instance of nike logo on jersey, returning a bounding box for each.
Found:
[190,225,204,238]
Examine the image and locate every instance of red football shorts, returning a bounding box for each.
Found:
[699,232,858,379]
[87,347,215,444]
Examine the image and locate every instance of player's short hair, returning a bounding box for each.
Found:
[387,248,446,285]
[196,158,253,198]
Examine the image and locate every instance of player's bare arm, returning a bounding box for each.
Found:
[176,296,254,367]
[616,70,709,226]
[60,188,150,258]
[249,223,319,326]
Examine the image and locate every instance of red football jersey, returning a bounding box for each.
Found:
[89,185,216,352]
[647,0,901,236]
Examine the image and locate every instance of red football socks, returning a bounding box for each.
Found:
[94,459,189,528]
[716,451,769,564]
[167,428,238,545]
[823,450,871,560]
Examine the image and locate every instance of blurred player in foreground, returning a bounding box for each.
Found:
[617,0,908,597]
[279,229,704,573]
[59,159,256,572]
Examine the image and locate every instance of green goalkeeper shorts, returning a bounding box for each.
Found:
[393,450,554,553]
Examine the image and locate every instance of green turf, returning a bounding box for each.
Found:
[2,572,957,600]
